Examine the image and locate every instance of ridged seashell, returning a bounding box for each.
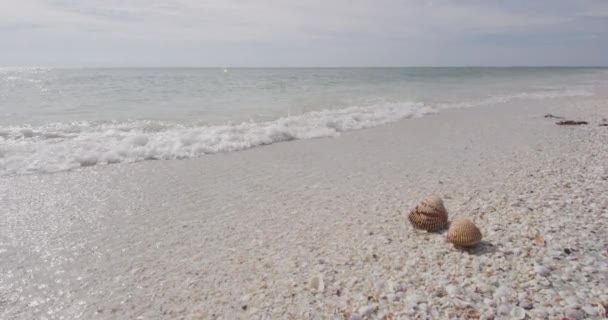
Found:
[447,218,482,247]
[408,195,448,232]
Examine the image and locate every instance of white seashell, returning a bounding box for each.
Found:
[358,305,378,317]
[309,274,324,292]
[445,284,462,297]
[408,195,448,232]
[447,218,482,247]
[510,306,526,319]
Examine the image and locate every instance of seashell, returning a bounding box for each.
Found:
[510,306,526,320]
[533,231,546,246]
[408,195,448,232]
[447,218,482,247]
[309,274,324,292]
[596,302,607,318]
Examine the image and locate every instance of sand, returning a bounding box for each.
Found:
[1,96,607,319]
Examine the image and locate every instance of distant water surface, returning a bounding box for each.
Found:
[1,67,607,175]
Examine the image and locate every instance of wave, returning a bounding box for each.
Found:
[436,88,594,109]
[0,101,435,176]
[0,87,596,176]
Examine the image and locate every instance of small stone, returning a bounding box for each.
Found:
[309,274,324,292]
[534,265,551,277]
[386,293,399,302]
[581,305,597,316]
[418,303,429,312]
[358,305,378,317]
[520,301,533,310]
[405,293,424,305]
[517,292,528,301]
[373,280,385,290]
[532,307,548,318]
[564,308,584,320]
[494,286,512,299]
[510,306,526,319]
[445,284,462,297]
[497,304,511,316]
[389,282,406,293]
[479,310,495,320]
[564,296,579,306]
[350,314,362,320]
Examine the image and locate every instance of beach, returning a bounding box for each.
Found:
[1,95,607,319]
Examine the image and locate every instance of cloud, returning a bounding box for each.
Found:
[0,0,606,66]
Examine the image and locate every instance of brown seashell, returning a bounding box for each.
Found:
[408,195,448,232]
[447,218,482,247]
[533,231,546,246]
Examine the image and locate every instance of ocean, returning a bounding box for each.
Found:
[1,67,606,176]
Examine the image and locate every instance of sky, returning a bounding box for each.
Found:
[1,0,607,67]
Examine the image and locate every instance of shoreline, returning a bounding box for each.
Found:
[1,96,607,319]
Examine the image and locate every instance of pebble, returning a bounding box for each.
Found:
[405,293,424,305]
[445,284,462,297]
[510,306,526,319]
[349,314,362,320]
[386,293,399,302]
[358,305,378,317]
[497,304,511,315]
[418,303,428,312]
[564,308,584,320]
[309,274,324,292]
[479,311,495,320]
[519,300,533,310]
[565,296,579,306]
[494,286,512,299]
[534,265,551,277]
[581,305,597,316]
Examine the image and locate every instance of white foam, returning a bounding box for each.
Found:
[0,101,436,176]
[0,86,597,176]
[437,88,594,109]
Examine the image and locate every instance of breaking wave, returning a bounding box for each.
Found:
[0,86,596,176]
[0,101,435,176]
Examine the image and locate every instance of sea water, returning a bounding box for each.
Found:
[1,67,606,175]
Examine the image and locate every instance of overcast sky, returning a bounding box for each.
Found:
[1,0,607,67]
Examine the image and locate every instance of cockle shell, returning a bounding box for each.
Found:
[447,218,482,247]
[408,195,448,232]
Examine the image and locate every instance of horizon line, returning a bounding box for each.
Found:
[2,65,608,69]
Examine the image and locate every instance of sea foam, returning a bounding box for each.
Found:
[0,101,435,176]
[436,88,594,109]
[0,86,597,176]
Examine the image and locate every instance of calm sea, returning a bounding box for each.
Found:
[1,67,606,175]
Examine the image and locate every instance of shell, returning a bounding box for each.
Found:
[309,274,324,292]
[510,306,526,320]
[447,218,482,247]
[408,195,448,232]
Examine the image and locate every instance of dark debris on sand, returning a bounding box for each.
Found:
[544,113,564,119]
[556,120,588,126]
